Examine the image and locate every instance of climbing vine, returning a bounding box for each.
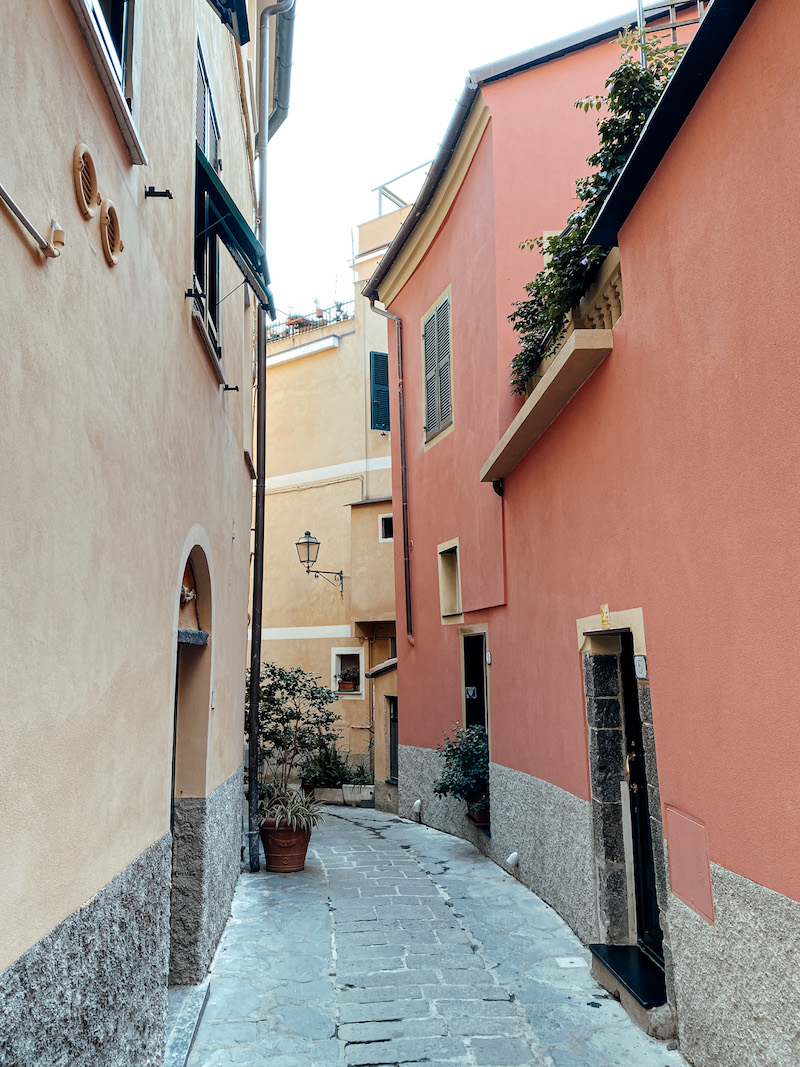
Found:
[508,29,684,395]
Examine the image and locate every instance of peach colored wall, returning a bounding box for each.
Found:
[387,34,626,769]
[481,36,627,435]
[0,0,254,967]
[603,0,800,901]
[391,0,800,903]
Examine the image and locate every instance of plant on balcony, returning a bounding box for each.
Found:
[509,29,684,394]
[433,723,490,823]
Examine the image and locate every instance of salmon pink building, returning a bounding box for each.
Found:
[363,1,799,1063]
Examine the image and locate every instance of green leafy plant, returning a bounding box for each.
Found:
[265,790,326,831]
[338,665,361,686]
[433,724,490,812]
[509,28,684,394]
[299,742,352,788]
[346,762,373,786]
[245,662,339,815]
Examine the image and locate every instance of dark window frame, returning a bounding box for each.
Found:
[370,351,390,432]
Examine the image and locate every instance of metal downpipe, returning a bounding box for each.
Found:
[248,0,296,874]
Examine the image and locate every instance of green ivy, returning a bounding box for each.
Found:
[509,29,684,395]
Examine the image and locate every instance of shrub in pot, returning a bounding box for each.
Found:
[432,724,490,826]
[245,662,339,870]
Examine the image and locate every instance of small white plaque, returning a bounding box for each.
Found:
[634,654,647,679]
[556,957,588,969]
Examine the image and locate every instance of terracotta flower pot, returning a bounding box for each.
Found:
[259,818,312,872]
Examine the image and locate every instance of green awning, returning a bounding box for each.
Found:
[195,145,275,316]
[203,0,250,45]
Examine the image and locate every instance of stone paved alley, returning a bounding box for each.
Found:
[185,808,689,1067]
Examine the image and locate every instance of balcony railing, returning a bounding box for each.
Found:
[267,300,355,343]
[527,250,622,395]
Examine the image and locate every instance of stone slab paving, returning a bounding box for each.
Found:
[186,808,689,1067]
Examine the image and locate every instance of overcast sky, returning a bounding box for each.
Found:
[266,0,638,315]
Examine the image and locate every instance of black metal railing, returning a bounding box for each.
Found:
[267,300,355,343]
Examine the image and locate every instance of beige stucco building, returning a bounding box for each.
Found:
[0,1,288,1062]
[259,213,406,807]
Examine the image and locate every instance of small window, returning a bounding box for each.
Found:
[370,351,390,431]
[333,650,363,696]
[88,0,134,99]
[438,541,461,619]
[379,514,393,542]
[388,635,397,659]
[423,296,452,441]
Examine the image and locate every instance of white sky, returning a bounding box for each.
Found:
[266,0,638,315]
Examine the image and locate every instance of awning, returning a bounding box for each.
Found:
[203,0,250,45]
[195,145,275,317]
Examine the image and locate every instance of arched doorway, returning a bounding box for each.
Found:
[169,547,212,985]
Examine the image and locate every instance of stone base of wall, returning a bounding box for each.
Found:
[0,835,171,1067]
[374,782,398,814]
[398,746,597,942]
[670,863,800,1067]
[170,764,242,985]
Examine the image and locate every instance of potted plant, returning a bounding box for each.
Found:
[432,724,490,827]
[245,662,339,871]
[299,741,352,803]
[342,761,374,807]
[337,665,361,692]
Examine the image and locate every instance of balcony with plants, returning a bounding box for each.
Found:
[481,29,683,484]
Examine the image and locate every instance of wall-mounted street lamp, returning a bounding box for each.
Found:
[295,531,343,593]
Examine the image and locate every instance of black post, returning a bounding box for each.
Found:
[247,303,268,872]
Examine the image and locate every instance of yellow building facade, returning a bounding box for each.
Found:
[260,214,406,808]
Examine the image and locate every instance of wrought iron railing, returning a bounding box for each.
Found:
[267,300,355,342]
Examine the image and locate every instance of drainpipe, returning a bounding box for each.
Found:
[247,0,295,874]
[369,300,413,645]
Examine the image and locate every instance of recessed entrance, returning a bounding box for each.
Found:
[462,632,487,730]
[582,625,671,1029]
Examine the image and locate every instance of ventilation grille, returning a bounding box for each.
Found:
[73,143,100,218]
[100,200,123,266]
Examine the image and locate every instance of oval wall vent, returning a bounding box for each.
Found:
[100,200,124,266]
[73,144,100,218]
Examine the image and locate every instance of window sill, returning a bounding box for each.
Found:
[66,0,147,165]
[480,328,613,483]
[192,308,227,386]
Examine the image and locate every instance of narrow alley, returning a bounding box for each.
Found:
[182,809,688,1067]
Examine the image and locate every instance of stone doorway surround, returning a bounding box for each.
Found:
[578,608,674,1034]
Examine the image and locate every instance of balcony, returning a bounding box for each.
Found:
[266,300,354,344]
[480,249,621,483]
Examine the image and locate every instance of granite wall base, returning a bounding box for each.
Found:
[0,835,171,1067]
[398,745,597,943]
[374,782,398,814]
[670,863,800,1067]
[169,764,242,985]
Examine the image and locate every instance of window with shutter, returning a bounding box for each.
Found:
[423,295,452,442]
[370,351,390,432]
[194,46,222,356]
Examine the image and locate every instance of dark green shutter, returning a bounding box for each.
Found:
[370,351,390,431]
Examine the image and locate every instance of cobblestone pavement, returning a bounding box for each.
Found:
[186,807,688,1067]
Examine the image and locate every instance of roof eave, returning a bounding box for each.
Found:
[588,0,759,247]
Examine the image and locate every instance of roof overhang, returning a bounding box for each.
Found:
[196,145,275,316]
[588,0,759,247]
[365,657,398,679]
